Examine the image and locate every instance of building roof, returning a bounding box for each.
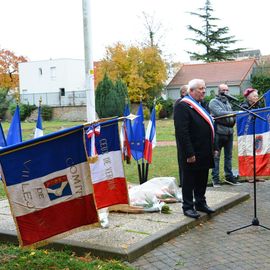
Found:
[167,59,257,89]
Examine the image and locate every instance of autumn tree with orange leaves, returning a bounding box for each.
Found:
[95,43,167,103]
[0,49,28,92]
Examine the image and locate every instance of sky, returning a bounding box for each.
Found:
[1,0,269,63]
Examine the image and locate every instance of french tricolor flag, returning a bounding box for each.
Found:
[144,107,156,164]
[34,106,43,138]
[237,107,270,176]
[0,126,99,247]
[86,119,129,209]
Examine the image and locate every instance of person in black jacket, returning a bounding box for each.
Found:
[174,84,188,187]
[174,78,215,219]
[240,88,261,109]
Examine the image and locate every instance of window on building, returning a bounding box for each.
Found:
[38,68,42,75]
[50,66,56,80]
[60,88,65,96]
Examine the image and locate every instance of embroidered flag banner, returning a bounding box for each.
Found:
[144,106,156,164]
[237,107,270,176]
[86,119,129,209]
[0,125,99,247]
[34,106,43,138]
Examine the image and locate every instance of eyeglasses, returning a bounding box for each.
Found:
[221,89,229,92]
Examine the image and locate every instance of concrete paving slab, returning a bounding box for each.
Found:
[0,186,249,262]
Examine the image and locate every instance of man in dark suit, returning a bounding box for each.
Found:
[174,79,215,219]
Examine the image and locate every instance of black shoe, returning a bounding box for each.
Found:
[224,177,241,186]
[183,209,200,219]
[196,204,215,214]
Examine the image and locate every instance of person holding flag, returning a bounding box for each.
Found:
[174,79,215,219]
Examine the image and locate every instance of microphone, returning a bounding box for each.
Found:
[220,92,239,102]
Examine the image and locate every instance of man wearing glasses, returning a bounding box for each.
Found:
[208,84,240,187]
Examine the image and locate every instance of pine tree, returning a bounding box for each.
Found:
[186,0,244,62]
[95,73,114,118]
[95,74,128,118]
[114,78,129,115]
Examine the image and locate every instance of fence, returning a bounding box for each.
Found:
[20,90,87,106]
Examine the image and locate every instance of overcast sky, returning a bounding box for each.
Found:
[1,0,269,63]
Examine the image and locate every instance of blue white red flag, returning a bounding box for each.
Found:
[85,119,129,209]
[130,102,145,160]
[0,122,6,148]
[34,106,43,138]
[144,106,156,164]
[6,104,22,146]
[0,125,98,247]
[264,89,270,107]
[237,107,270,176]
[120,104,132,163]
[86,125,101,157]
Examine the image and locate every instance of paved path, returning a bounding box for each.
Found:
[129,181,270,270]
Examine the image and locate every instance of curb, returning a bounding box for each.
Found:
[0,192,250,262]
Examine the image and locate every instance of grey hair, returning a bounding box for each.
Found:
[187,79,205,93]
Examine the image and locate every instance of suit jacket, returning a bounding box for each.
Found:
[174,100,214,170]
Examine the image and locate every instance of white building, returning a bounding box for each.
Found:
[19,58,86,106]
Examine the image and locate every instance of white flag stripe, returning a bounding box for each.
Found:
[238,132,270,156]
[145,119,152,138]
[34,127,43,138]
[7,161,93,217]
[145,120,156,148]
[90,150,124,184]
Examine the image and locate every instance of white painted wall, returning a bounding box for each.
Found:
[19,58,85,94]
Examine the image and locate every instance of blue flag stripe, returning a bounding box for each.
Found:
[237,108,270,136]
[0,126,86,186]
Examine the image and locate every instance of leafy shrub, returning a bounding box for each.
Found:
[155,103,163,119]
[8,103,36,121]
[41,105,53,121]
[156,97,174,118]
[0,88,10,119]
[143,107,150,120]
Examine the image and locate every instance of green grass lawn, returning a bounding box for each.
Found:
[0,243,133,270]
[0,118,240,195]
[0,118,243,268]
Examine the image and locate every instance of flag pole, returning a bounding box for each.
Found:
[140,96,146,184]
[82,0,96,122]
[145,98,156,182]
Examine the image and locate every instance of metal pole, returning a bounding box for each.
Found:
[82,0,96,122]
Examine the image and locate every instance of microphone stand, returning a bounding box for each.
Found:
[225,101,270,234]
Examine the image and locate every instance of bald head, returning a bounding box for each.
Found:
[218,84,229,95]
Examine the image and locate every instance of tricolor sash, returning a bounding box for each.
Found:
[181,95,215,141]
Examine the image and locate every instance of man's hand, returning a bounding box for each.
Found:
[187,155,196,163]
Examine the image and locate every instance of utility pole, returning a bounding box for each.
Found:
[82,0,95,122]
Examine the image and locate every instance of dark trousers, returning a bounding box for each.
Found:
[182,169,209,211]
